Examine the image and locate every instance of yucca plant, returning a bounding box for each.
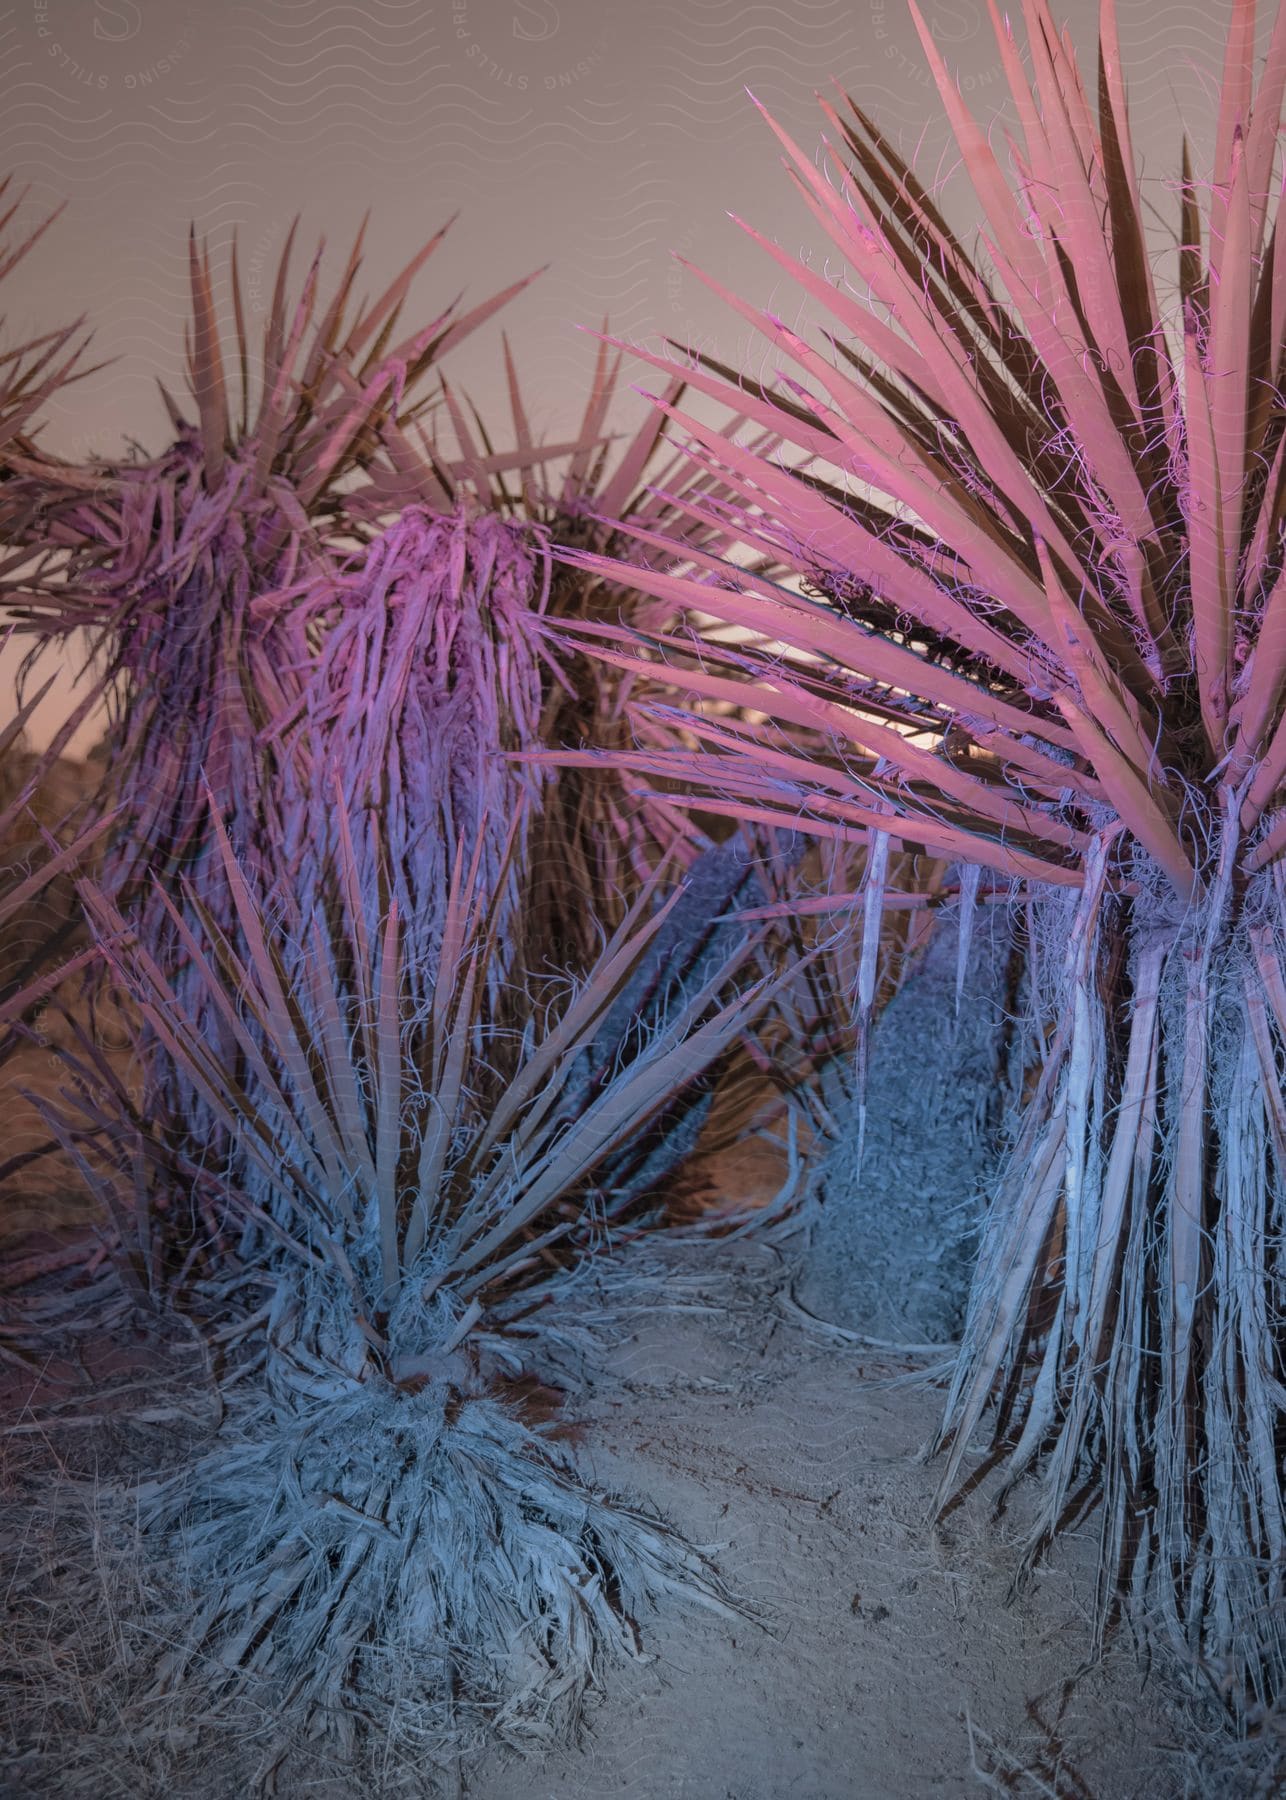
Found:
[264,480,769,1134]
[0,188,114,1050]
[405,345,821,1204]
[271,504,552,1020]
[3,221,569,1213]
[0,180,94,502]
[343,325,796,973]
[254,464,774,1264]
[540,0,1286,1718]
[5,219,544,974]
[72,798,777,1760]
[260,341,803,1241]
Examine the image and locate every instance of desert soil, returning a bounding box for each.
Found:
[2,1223,1278,1799]
[463,1239,1206,1800]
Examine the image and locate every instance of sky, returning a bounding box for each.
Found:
[0,0,1262,749]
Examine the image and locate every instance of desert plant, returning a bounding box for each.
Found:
[272,503,552,1018]
[0,187,115,1043]
[2,220,571,1193]
[0,180,94,499]
[538,0,1286,1719]
[5,219,545,956]
[249,341,804,1256]
[70,798,778,1758]
[343,325,797,975]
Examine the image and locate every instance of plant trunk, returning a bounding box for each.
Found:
[936,817,1286,1716]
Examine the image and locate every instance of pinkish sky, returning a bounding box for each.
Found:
[0,0,1258,746]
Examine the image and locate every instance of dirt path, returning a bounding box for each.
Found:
[466,1243,1190,1800]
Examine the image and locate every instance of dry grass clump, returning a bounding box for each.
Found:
[134,1337,738,1762]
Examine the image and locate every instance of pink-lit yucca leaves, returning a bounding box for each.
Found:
[549,0,1286,888]
[4,224,554,1146]
[543,0,1286,1711]
[8,216,545,892]
[272,505,552,1012]
[346,324,795,970]
[0,180,98,491]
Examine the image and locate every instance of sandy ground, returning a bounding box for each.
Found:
[463,1241,1200,1800]
[3,1226,1280,1798]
